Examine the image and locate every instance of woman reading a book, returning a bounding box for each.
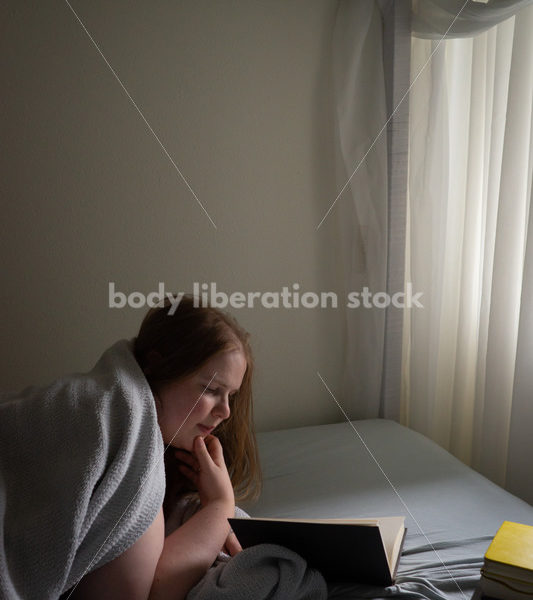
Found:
[135,295,262,599]
[0,295,261,600]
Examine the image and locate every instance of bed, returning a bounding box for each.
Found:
[241,418,533,600]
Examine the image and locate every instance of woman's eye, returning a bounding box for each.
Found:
[206,388,217,395]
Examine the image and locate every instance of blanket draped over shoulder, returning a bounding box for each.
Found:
[0,339,165,600]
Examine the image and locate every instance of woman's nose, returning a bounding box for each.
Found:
[213,394,231,420]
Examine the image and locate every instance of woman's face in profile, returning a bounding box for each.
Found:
[153,348,247,451]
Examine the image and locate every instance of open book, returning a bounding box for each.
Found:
[228,515,406,585]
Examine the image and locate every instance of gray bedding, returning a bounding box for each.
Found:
[242,419,533,600]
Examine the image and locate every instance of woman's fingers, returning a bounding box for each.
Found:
[175,449,199,471]
[178,463,197,483]
[224,531,242,556]
[193,435,210,467]
[193,435,223,468]
[202,435,224,465]
[188,435,234,506]
[173,436,233,507]
[175,436,223,472]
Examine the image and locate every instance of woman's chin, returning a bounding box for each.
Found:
[170,431,208,452]
[170,438,194,453]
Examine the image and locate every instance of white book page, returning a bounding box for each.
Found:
[237,517,379,525]
[376,516,405,572]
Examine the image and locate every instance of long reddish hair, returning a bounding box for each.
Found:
[134,295,261,507]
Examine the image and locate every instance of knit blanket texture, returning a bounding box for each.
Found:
[0,339,165,600]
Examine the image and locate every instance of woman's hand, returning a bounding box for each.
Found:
[175,435,234,508]
[222,529,242,556]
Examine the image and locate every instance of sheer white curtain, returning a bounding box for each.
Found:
[412,0,533,38]
[403,3,533,501]
[332,0,388,418]
[333,0,411,419]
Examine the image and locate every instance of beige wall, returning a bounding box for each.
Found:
[1,0,345,432]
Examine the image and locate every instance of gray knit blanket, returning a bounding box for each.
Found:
[0,339,165,600]
[187,543,328,600]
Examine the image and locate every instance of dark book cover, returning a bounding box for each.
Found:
[229,517,407,585]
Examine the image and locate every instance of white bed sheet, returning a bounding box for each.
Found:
[242,419,533,600]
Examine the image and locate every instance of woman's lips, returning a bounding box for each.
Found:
[197,424,214,435]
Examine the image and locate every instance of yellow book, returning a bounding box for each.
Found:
[485,521,533,573]
[480,521,533,600]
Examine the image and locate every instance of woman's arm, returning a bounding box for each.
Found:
[68,507,165,600]
[148,499,233,600]
[148,435,235,600]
